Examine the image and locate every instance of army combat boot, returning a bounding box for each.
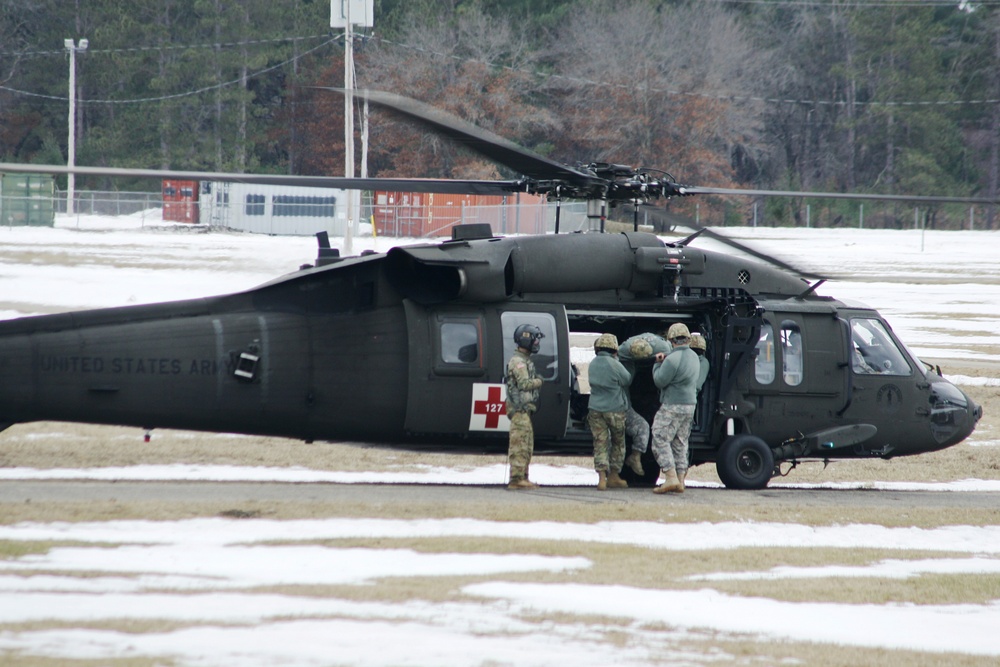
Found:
[596,470,607,490]
[653,468,684,494]
[624,451,644,476]
[607,471,628,488]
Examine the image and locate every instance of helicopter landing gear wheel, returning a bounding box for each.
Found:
[716,434,775,490]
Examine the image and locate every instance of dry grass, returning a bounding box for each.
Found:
[0,359,997,666]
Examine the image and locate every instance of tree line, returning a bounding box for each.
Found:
[2,0,999,229]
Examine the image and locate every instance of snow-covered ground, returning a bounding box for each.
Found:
[2,212,1000,664]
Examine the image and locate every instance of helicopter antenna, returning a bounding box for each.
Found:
[796,279,827,300]
[674,228,707,247]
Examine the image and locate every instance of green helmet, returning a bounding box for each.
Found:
[629,338,654,359]
[594,333,619,353]
[667,323,690,343]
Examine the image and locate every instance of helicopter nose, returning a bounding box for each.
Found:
[927,380,981,448]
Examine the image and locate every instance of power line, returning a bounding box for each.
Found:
[3,27,998,110]
[0,33,336,58]
[705,0,999,6]
[373,36,1000,108]
[0,36,341,105]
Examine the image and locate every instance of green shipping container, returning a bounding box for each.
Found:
[1,173,56,227]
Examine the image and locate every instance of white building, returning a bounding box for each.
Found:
[200,181,348,236]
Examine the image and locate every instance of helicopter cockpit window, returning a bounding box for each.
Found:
[439,321,481,365]
[781,320,803,386]
[754,323,776,385]
[501,312,558,381]
[850,318,911,376]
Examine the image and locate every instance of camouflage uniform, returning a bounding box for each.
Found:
[651,343,700,477]
[506,349,542,483]
[617,333,668,454]
[587,347,631,473]
[588,410,626,472]
[651,403,696,475]
[624,407,651,453]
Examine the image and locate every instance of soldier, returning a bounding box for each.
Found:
[689,332,710,392]
[586,333,632,490]
[650,322,700,494]
[505,324,545,490]
[618,331,671,476]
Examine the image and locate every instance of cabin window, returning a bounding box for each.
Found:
[501,311,558,381]
[439,321,481,365]
[274,195,336,217]
[245,193,265,216]
[754,322,776,385]
[781,320,803,386]
[850,318,912,376]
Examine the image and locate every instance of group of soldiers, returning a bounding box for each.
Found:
[504,322,708,493]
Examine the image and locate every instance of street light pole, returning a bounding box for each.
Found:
[64,38,88,216]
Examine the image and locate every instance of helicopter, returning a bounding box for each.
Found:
[0,90,985,489]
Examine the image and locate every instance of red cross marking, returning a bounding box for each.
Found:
[473,385,506,428]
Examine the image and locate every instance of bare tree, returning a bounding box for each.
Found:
[335,3,555,180]
[539,2,771,224]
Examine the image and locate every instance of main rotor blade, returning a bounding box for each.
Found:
[690,224,828,281]
[329,88,605,192]
[0,163,522,196]
[628,204,827,281]
[683,185,998,206]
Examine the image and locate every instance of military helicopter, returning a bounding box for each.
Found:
[0,90,985,489]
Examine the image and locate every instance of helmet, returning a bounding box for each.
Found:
[689,333,706,352]
[666,323,691,342]
[594,333,619,353]
[513,324,544,353]
[629,338,654,359]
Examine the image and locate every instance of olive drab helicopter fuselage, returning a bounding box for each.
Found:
[0,89,985,489]
[0,225,981,489]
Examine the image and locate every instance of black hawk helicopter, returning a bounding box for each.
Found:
[0,90,985,489]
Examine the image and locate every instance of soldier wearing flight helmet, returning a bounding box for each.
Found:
[505,324,545,490]
[650,322,700,494]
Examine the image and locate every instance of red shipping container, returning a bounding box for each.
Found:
[373,191,547,237]
[162,179,199,223]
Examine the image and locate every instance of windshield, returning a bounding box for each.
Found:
[850,318,912,377]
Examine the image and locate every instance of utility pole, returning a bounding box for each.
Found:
[65,38,88,216]
[331,1,373,254]
[343,4,355,254]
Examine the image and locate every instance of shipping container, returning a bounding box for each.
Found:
[199,182,348,236]
[0,173,56,227]
[162,179,199,223]
[372,191,548,237]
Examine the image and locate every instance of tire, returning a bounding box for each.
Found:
[716,434,775,490]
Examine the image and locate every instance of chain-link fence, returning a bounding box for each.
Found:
[65,191,163,217]
[5,190,995,234]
